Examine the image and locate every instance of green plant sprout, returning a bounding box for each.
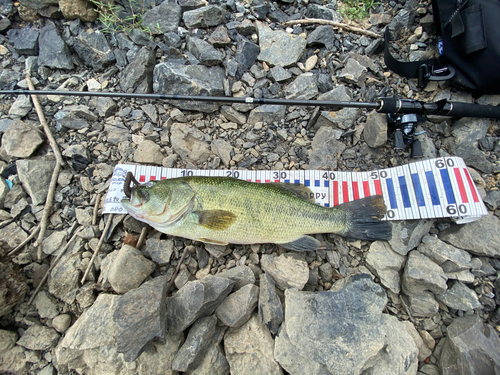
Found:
[90,0,152,34]
[339,0,377,20]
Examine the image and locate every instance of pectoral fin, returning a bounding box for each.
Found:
[278,235,322,252]
[194,210,237,231]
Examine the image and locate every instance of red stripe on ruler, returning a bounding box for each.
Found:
[453,168,468,203]
[139,175,146,182]
[274,180,280,183]
[464,168,479,203]
[265,179,270,183]
[333,181,339,206]
[374,180,382,195]
[353,181,359,200]
[363,180,370,197]
[342,181,348,203]
[150,176,156,181]
[256,180,261,183]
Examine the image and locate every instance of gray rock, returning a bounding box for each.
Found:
[170,122,210,164]
[454,142,497,174]
[8,95,32,118]
[269,65,292,82]
[0,261,27,317]
[439,215,500,258]
[34,290,59,319]
[108,245,155,294]
[451,117,490,146]
[403,291,440,318]
[339,58,367,85]
[439,315,500,375]
[142,0,181,34]
[48,251,81,304]
[308,126,346,170]
[114,276,169,362]
[172,315,224,372]
[143,237,174,266]
[0,70,22,90]
[120,46,156,93]
[154,62,225,113]
[216,265,255,290]
[403,321,432,362]
[312,108,361,131]
[247,105,286,125]
[95,97,117,117]
[7,27,39,55]
[17,325,59,351]
[183,5,225,28]
[62,144,89,160]
[72,30,115,71]
[436,282,481,311]
[52,314,72,333]
[41,230,67,256]
[402,251,448,296]
[365,240,406,294]
[220,105,246,125]
[0,119,14,133]
[17,158,55,206]
[166,275,234,335]
[306,3,342,21]
[274,274,418,375]
[188,342,229,375]
[55,293,184,374]
[363,110,388,148]
[256,21,306,67]
[55,106,94,130]
[208,25,231,47]
[307,25,335,50]
[484,190,500,210]
[75,207,93,226]
[134,140,163,165]
[0,179,8,209]
[417,235,472,272]
[234,35,260,78]
[284,73,318,100]
[0,120,44,160]
[389,219,434,256]
[104,119,129,145]
[38,22,74,70]
[261,254,309,290]
[187,37,224,66]
[258,272,283,335]
[216,284,259,328]
[225,314,283,375]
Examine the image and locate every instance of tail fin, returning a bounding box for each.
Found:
[339,195,392,241]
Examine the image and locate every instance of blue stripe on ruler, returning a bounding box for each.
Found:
[439,169,456,204]
[425,171,440,205]
[285,179,290,184]
[324,180,329,188]
[398,175,411,208]
[411,173,426,207]
[305,180,310,187]
[294,179,300,184]
[386,178,397,209]
[315,180,320,187]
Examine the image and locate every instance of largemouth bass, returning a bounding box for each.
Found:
[121,175,391,252]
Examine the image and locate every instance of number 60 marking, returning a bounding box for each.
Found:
[446,204,467,215]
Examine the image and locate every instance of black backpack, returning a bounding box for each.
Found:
[384,0,500,94]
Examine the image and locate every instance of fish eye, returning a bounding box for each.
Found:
[146,181,154,187]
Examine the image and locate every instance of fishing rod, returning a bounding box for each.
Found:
[2,90,500,119]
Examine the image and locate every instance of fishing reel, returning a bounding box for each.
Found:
[387,113,425,158]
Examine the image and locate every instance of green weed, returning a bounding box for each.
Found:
[339,0,377,20]
[90,0,152,34]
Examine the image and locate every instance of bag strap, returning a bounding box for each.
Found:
[384,28,456,88]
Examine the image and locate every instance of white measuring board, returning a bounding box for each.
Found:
[103,156,488,223]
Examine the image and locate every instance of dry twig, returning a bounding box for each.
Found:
[81,214,114,284]
[283,18,381,38]
[166,247,189,295]
[136,226,148,250]
[28,226,83,305]
[8,225,41,257]
[25,75,65,261]
[92,193,102,226]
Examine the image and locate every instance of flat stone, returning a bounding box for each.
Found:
[119,46,156,93]
[114,276,169,362]
[403,321,432,362]
[183,5,225,28]
[436,281,481,311]
[308,126,346,170]
[187,37,224,66]
[48,251,81,304]
[7,27,39,55]
[72,30,115,72]
[220,105,246,125]
[225,314,283,375]
[402,250,448,296]
[0,121,44,160]
[16,159,56,205]
[216,265,255,290]
[269,65,292,82]
[274,274,418,374]
[166,275,234,335]
[256,21,306,67]
[142,0,181,34]
[418,235,471,272]
[284,73,318,100]
[42,230,67,256]
[439,215,500,258]
[34,290,59,319]
[108,245,155,294]
[170,122,210,164]
[8,95,32,118]
[16,325,59,351]
[363,110,388,148]
[365,240,406,294]
[247,105,286,126]
[38,22,74,70]
[439,315,500,375]
[0,261,27,317]
[215,284,259,328]
[52,314,72,333]
[258,272,283,335]
[143,237,174,266]
[403,291,440,318]
[134,140,163,165]
[389,219,434,256]
[307,25,335,50]
[261,254,309,290]
[211,138,233,168]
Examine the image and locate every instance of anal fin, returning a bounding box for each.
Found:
[278,235,321,252]
[199,238,228,246]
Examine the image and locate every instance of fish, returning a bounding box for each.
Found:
[120,175,392,252]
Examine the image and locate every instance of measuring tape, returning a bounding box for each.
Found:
[103,156,488,223]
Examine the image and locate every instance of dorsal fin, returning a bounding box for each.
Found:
[271,182,316,202]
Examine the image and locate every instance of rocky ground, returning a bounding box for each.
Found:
[1,0,500,374]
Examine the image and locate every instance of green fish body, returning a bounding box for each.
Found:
[121,176,391,252]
